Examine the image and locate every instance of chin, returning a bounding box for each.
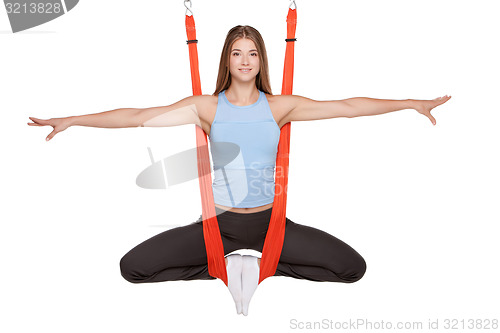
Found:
[230,71,259,82]
[235,73,258,81]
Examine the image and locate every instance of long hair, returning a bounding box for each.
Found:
[213,25,272,96]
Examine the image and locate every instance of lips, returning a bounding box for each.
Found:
[239,69,251,73]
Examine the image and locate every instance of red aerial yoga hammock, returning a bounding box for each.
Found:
[185,5,297,286]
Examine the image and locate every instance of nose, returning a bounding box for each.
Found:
[241,54,250,65]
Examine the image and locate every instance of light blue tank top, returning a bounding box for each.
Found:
[209,90,281,208]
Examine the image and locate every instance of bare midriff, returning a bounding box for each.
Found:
[215,202,273,214]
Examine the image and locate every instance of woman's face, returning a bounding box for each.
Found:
[229,38,260,83]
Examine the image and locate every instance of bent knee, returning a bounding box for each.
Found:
[120,253,148,284]
[341,255,367,283]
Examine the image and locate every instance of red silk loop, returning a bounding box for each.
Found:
[184,7,297,287]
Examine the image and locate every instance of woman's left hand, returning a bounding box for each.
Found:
[413,95,452,126]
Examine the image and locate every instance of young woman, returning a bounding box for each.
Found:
[28,25,451,316]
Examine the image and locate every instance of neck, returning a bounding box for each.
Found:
[225,82,260,106]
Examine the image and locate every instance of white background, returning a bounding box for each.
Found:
[1,0,499,332]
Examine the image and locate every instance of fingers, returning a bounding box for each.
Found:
[27,117,47,126]
[27,117,41,126]
[422,108,437,126]
[434,95,452,105]
[428,113,436,126]
[46,129,57,141]
[434,95,451,100]
[425,95,451,126]
[27,117,57,141]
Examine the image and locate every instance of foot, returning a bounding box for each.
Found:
[226,254,243,314]
[241,255,260,316]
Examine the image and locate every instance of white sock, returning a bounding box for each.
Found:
[226,254,243,314]
[241,255,260,316]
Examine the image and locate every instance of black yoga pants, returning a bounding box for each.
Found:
[120,206,366,283]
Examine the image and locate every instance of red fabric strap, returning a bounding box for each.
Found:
[258,7,297,284]
[185,14,228,286]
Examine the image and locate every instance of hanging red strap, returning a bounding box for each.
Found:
[258,7,297,284]
[185,14,228,286]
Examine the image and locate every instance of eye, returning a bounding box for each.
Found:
[251,52,258,56]
[232,52,240,56]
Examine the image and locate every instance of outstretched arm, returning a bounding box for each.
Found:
[282,95,452,126]
[339,95,452,125]
[135,96,202,128]
[28,95,207,141]
[68,95,203,128]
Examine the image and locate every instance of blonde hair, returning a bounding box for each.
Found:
[213,25,272,96]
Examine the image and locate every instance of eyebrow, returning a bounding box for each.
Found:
[231,49,258,52]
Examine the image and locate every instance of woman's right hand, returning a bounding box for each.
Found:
[27,116,72,141]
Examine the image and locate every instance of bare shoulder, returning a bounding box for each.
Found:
[265,94,308,128]
[179,94,218,135]
[180,95,217,120]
